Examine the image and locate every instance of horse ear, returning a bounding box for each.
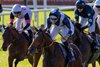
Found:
[34,26,38,32]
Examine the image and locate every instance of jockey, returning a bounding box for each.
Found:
[46,8,75,62]
[93,0,100,31]
[74,0,100,50]
[9,4,32,44]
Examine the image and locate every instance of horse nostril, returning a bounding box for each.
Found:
[2,46,7,51]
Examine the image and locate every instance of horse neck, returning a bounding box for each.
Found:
[43,42,58,58]
[10,29,28,45]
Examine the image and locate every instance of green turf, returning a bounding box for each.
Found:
[0,10,99,67]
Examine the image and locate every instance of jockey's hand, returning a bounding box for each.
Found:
[62,35,69,40]
[9,23,13,27]
[18,29,23,34]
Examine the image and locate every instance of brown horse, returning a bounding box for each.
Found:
[28,29,82,67]
[1,26,42,67]
[71,23,100,67]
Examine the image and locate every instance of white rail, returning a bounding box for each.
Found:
[0,3,94,32]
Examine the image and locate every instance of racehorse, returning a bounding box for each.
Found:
[71,23,100,67]
[28,28,82,67]
[1,26,42,67]
[91,17,100,67]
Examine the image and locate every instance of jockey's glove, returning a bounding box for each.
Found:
[9,23,13,27]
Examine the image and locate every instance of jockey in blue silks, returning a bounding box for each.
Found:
[74,0,100,50]
[46,8,75,62]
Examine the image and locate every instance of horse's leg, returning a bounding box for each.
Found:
[31,52,42,67]
[14,58,22,67]
[27,55,33,66]
[92,62,96,67]
[8,56,14,67]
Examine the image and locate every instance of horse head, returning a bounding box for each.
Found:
[2,26,19,51]
[71,23,83,44]
[28,28,52,56]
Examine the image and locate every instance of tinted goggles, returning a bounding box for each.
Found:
[96,6,100,8]
[77,5,84,9]
[51,18,58,20]
[50,15,58,20]
[14,12,21,14]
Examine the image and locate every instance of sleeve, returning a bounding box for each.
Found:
[74,10,79,22]
[63,17,73,35]
[87,6,94,27]
[23,13,30,30]
[24,13,30,25]
[63,17,71,29]
[47,18,52,30]
[87,15,93,27]
[10,12,14,24]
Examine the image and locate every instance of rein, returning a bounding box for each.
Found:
[44,41,54,48]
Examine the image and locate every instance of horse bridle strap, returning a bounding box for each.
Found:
[44,41,54,48]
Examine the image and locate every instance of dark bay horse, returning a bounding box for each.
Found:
[28,29,82,67]
[71,23,100,67]
[1,26,42,67]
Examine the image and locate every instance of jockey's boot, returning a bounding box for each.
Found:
[63,41,75,62]
[91,32,100,50]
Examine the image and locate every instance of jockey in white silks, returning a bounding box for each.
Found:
[9,4,32,44]
[93,0,100,31]
[46,8,75,62]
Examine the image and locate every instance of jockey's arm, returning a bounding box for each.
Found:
[87,17,93,27]
[10,12,14,25]
[74,10,79,23]
[63,17,72,35]
[23,13,30,30]
[47,18,52,31]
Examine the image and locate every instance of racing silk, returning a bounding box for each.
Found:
[10,6,32,30]
[93,5,100,15]
[47,12,73,35]
[75,5,95,27]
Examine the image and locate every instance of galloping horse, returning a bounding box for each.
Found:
[92,17,100,67]
[71,23,100,67]
[28,29,82,67]
[1,26,42,67]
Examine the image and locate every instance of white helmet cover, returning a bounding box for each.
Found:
[12,4,21,12]
[94,0,100,6]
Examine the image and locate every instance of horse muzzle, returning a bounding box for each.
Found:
[2,45,7,51]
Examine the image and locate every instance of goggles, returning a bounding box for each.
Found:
[96,5,100,8]
[50,15,58,20]
[77,5,84,9]
[14,11,21,14]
